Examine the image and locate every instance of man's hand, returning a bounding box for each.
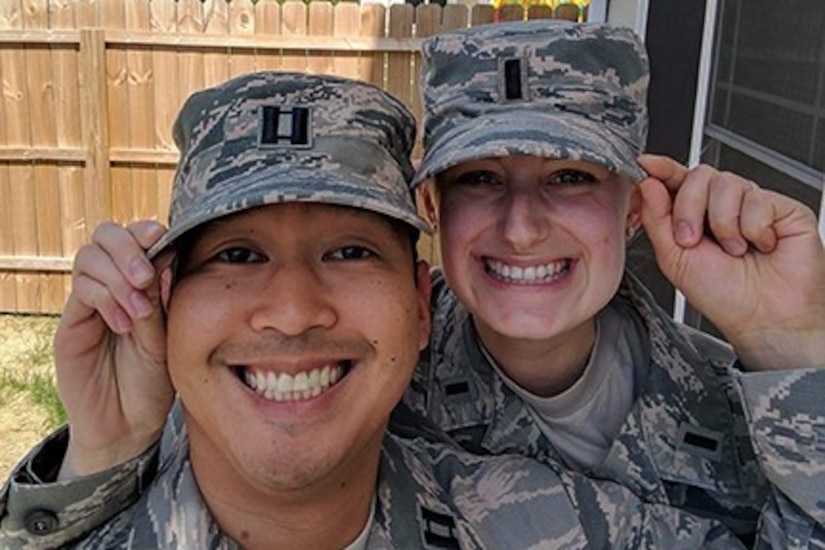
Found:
[637,154,825,372]
[54,220,175,478]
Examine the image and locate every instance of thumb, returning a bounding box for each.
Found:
[639,177,680,267]
[129,251,174,366]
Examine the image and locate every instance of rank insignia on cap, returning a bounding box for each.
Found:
[499,57,529,102]
[259,104,312,148]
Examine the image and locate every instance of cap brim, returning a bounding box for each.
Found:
[148,164,431,260]
[414,109,646,187]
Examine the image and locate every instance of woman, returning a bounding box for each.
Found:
[403,20,825,543]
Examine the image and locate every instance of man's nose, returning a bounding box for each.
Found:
[249,266,338,336]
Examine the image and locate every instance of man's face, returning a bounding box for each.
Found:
[166,202,430,496]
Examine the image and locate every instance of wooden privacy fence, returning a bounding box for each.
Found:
[0,0,585,314]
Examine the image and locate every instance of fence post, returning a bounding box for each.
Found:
[79,28,111,233]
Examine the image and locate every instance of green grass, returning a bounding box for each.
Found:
[0,370,67,427]
[0,314,66,430]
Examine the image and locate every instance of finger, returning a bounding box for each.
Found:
[638,177,679,263]
[70,272,135,335]
[127,220,167,251]
[637,154,689,192]
[92,222,157,290]
[707,172,750,256]
[670,165,717,247]
[740,188,778,253]
[73,243,154,324]
[128,262,169,359]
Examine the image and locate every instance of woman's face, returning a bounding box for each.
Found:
[434,155,640,344]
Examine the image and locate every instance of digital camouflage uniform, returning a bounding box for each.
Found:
[1,403,752,549]
[404,270,825,548]
[404,20,825,548]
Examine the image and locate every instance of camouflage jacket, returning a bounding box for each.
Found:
[1,402,754,549]
[402,269,825,547]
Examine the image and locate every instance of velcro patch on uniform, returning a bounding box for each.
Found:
[676,422,724,461]
[440,376,477,403]
[499,57,529,102]
[259,105,312,148]
[418,504,460,549]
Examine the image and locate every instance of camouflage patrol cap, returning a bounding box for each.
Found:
[148,71,430,258]
[413,20,649,187]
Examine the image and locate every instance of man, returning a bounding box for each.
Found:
[1,71,754,549]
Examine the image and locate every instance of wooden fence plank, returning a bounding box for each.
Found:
[75,0,101,27]
[333,2,360,80]
[0,163,17,311]
[3,1,40,310]
[1,10,30,149]
[441,4,469,31]
[307,2,334,75]
[79,30,111,232]
[0,3,21,310]
[528,5,554,20]
[8,163,39,311]
[555,3,580,21]
[498,4,524,22]
[49,0,84,303]
[56,160,84,299]
[102,4,133,224]
[25,0,64,310]
[358,4,386,90]
[126,0,160,225]
[150,0,180,153]
[148,0,179,235]
[48,0,79,30]
[177,0,206,101]
[387,4,414,110]
[254,0,281,70]
[202,0,230,87]
[0,15,7,311]
[0,1,23,29]
[102,2,129,153]
[281,1,308,73]
[125,0,155,154]
[471,4,495,26]
[33,163,65,309]
[229,0,257,77]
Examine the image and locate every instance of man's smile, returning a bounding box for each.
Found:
[237,362,352,402]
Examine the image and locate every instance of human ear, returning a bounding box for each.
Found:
[625,186,643,240]
[418,181,439,226]
[160,266,173,313]
[414,260,432,351]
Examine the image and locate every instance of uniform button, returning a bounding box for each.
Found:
[24,509,58,535]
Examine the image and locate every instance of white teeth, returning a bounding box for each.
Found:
[486,259,569,283]
[244,364,346,402]
[293,372,308,392]
[277,372,292,393]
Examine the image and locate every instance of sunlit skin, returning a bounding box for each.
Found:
[164,203,431,548]
[427,155,640,397]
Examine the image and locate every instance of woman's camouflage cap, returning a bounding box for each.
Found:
[148,71,430,259]
[413,20,650,186]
